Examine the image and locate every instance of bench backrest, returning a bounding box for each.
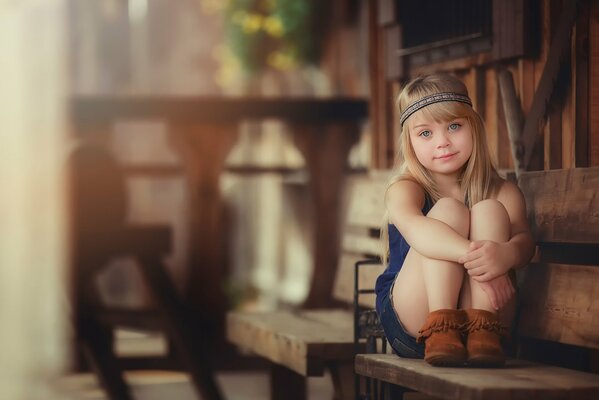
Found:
[517,167,599,350]
[333,172,388,308]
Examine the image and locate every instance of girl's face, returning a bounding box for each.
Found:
[408,111,473,179]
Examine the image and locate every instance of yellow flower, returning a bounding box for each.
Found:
[213,45,242,88]
[263,16,284,37]
[242,13,263,34]
[267,50,297,71]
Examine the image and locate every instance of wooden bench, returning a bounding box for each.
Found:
[226,173,387,400]
[355,167,599,400]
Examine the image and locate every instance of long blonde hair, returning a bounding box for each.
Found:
[381,74,500,265]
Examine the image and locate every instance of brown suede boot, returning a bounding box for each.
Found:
[417,309,467,367]
[464,309,506,367]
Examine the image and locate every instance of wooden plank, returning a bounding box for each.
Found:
[590,0,599,166]
[377,0,398,26]
[355,354,599,400]
[518,262,599,350]
[492,0,531,61]
[562,23,576,170]
[496,70,512,170]
[385,25,403,80]
[574,0,590,167]
[518,167,599,243]
[520,0,579,170]
[333,253,384,307]
[484,68,499,164]
[368,0,382,168]
[548,92,563,169]
[226,310,357,376]
[410,53,493,78]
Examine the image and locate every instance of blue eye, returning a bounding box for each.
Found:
[419,130,432,138]
[449,123,461,131]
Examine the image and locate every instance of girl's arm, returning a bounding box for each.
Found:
[497,180,535,269]
[460,180,535,281]
[387,179,471,262]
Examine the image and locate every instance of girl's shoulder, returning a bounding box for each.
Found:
[493,177,526,203]
[388,177,425,196]
[387,178,426,207]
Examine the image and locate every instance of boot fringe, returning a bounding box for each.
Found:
[464,315,507,336]
[417,315,464,344]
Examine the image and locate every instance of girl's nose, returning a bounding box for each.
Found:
[436,133,450,148]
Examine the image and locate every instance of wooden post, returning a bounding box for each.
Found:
[291,123,360,308]
[270,364,306,400]
[169,122,239,352]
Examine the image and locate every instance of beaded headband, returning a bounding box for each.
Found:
[399,92,472,126]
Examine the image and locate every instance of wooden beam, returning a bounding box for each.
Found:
[71,97,368,125]
[497,68,525,176]
[520,0,580,170]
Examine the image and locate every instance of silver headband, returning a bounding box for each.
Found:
[399,92,472,126]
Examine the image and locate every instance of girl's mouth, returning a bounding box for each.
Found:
[436,152,457,160]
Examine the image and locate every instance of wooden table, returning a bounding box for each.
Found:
[71,96,368,355]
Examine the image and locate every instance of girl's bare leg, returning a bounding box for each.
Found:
[392,198,470,337]
[458,199,516,330]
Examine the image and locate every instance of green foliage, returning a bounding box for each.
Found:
[224,0,327,73]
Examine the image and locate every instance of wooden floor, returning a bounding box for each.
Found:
[58,328,334,399]
[58,369,334,399]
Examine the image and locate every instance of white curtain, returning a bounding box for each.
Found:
[0,0,68,398]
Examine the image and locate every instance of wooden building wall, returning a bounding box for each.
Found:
[369,0,599,171]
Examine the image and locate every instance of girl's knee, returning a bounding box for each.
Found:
[471,199,509,222]
[427,197,470,236]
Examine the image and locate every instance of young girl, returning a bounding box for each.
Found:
[375,74,535,367]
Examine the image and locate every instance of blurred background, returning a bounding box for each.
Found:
[1,0,597,398]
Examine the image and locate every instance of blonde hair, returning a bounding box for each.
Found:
[381,74,500,265]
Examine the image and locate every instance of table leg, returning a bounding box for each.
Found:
[290,123,361,308]
[169,122,239,351]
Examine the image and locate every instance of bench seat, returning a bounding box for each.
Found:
[354,167,599,400]
[227,309,359,376]
[355,354,599,400]
[226,173,387,399]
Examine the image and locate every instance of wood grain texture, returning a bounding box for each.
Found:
[227,310,358,376]
[590,0,599,166]
[518,167,599,243]
[521,0,579,170]
[518,262,599,349]
[355,354,599,400]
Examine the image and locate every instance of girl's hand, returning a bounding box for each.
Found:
[478,274,515,310]
[459,240,513,282]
